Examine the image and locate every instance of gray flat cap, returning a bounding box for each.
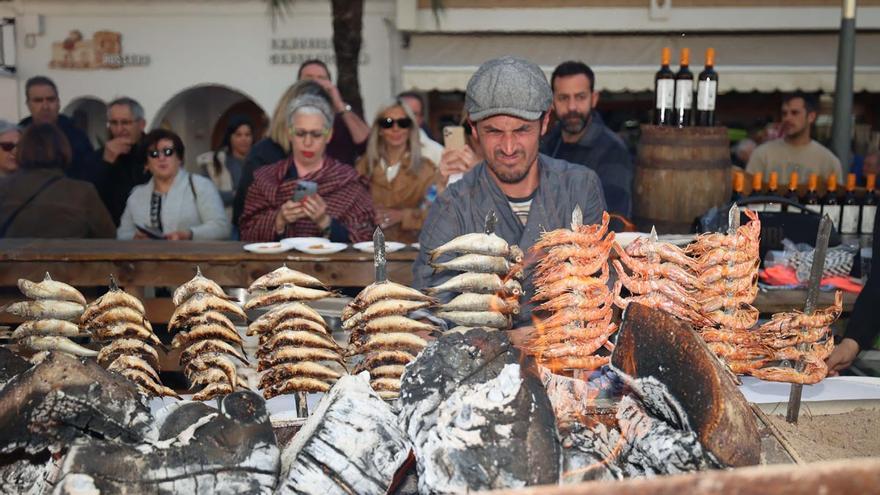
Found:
[465,56,552,122]
[286,94,335,129]
[0,119,20,136]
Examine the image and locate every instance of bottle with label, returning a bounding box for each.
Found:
[750,172,764,212]
[764,172,783,212]
[696,48,718,127]
[862,174,877,236]
[822,174,842,230]
[674,48,694,127]
[840,173,860,235]
[654,47,675,126]
[783,172,799,212]
[731,171,745,203]
[803,173,821,214]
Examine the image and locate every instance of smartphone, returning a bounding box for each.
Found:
[135,224,164,239]
[443,126,466,150]
[291,180,318,203]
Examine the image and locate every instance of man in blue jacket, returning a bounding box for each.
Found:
[413,56,607,325]
[540,61,633,219]
[19,76,100,185]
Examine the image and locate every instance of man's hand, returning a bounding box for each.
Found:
[825,337,861,376]
[164,230,193,241]
[313,78,346,113]
[302,194,331,230]
[103,137,133,163]
[439,146,480,181]
[376,207,403,229]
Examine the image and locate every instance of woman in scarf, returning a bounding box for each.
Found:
[239,95,375,242]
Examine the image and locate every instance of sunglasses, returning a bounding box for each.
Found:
[379,117,413,130]
[0,142,16,152]
[148,147,176,159]
[290,129,330,140]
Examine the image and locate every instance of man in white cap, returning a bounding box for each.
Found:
[412,56,607,325]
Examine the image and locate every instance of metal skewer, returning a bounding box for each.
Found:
[785,214,833,423]
[373,226,387,283]
[484,210,497,235]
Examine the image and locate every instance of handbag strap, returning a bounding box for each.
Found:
[0,175,63,237]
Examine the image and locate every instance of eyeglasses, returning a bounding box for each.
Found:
[290,128,330,140]
[379,117,413,129]
[148,147,175,159]
[0,142,16,152]
[109,119,135,127]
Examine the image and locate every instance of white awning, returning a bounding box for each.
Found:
[401,33,880,93]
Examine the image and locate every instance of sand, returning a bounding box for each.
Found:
[767,408,880,462]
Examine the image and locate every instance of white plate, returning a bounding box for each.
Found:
[297,242,348,255]
[280,236,329,250]
[614,232,694,248]
[243,242,291,254]
[614,232,645,248]
[411,243,420,250]
[352,241,407,253]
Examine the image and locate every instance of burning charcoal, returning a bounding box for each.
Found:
[0,452,56,495]
[0,346,30,385]
[560,422,625,483]
[54,391,279,494]
[616,393,716,476]
[398,328,560,493]
[277,373,410,495]
[0,352,151,456]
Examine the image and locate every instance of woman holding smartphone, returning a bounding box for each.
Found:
[117,129,230,240]
[238,95,375,243]
[355,99,439,243]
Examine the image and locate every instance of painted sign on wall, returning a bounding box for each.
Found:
[49,30,150,69]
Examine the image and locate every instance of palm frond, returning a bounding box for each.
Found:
[267,0,295,28]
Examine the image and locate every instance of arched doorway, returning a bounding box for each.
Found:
[63,96,107,148]
[152,85,268,172]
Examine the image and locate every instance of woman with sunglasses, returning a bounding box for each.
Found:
[0,119,20,178]
[355,100,439,243]
[117,129,230,240]
[239,94,375,243]
[0,123,115,238]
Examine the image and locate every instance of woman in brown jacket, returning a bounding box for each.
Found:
[355,99,439,243]
[0,123,115,238]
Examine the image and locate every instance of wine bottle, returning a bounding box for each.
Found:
[862,173,877,236]
[764,172,783,213]
[840,173,860,235]
[674,48,694,128]
[731,171,745,203]
[654,47,675,126]
[803,173,821,214]
[783,172,799,212]
[750,172,764,212]
[822,174,842,230]
[696,48,718,127]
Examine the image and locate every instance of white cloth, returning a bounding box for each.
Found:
[381,157,402,183]
[117,169,231,240]
[419,128,443,167]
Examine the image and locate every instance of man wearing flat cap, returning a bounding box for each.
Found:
[412,56,607,326]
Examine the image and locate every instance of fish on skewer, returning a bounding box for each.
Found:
[93,322,162,346]
[429,232,524,263]
[81,286,146,322]
[437,293,520,315]
[249,302,326,333]
[248,265,327,291]
[17,273,87,305]
[11,319,85,339]
[5,300,85,321]
[172,324,245,350]
[425,272,522,296]
[20,335,98,357]
[342,299,433,330]
[347,281,437,313]
[97,338,161,369]
[243,284,336,309]
[172,266,230,305]
[168,292,247,329]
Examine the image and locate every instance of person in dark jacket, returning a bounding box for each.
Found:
[0,123,115,238]
[18,76,101,185]
[95,97,151,225]
[540,61,633,220]
[826,210,880,374]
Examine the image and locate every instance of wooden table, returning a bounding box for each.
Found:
[0,239,418,324]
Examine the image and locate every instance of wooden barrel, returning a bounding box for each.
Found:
[633,125,732,234]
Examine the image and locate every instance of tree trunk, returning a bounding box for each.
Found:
[331,0,365,114]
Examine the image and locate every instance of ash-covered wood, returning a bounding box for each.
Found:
[0,452,56,495]
[0,346,30,384]
[0,351,151,456]
[611,303,761,467]
[277,373,410,495]
[54,391,280,494]
[398,327,560,493]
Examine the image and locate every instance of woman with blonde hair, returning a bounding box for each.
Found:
[355,99,439,243]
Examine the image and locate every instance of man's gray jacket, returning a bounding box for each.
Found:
[413,154,607,326]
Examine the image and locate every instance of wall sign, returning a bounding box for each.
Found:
[49,30,150,69]
[269,37,369,66]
